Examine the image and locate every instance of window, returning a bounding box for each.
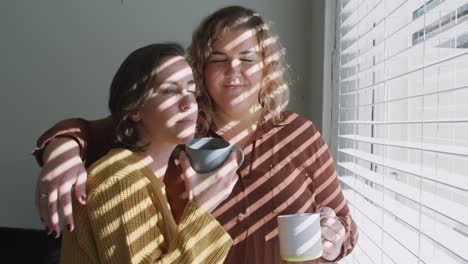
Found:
[334,0,468,263]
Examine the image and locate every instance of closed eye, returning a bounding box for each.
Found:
[160,88,176,95]
[209,58,227,63]
[241,58,255,62]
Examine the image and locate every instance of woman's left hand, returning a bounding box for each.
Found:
[319,207,346,261]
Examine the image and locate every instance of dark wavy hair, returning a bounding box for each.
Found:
[108,43,185,151]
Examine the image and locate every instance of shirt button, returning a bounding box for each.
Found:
[237,213,247,222]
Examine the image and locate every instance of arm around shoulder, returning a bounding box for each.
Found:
[32,116,113,166]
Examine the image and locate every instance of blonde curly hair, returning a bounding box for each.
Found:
[188,6,289,135]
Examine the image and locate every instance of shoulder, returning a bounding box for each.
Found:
[86,148,150,198]
[276,111,319,132]
[273,111,326,152]
[87,148,135,175]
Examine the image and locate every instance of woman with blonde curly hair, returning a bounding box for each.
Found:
[188,6,289,137]
[33,5,358,264]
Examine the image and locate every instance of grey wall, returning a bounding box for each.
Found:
[302,0,326,131]
[0,0,325,229]
[322,0,338,147]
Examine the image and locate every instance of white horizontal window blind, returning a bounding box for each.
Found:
[334,0,468,263]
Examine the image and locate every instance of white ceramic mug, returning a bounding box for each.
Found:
[277,213,322,262]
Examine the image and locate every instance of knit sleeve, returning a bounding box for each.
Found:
[32,116,114,167]
[87,167,232,264]
[308,124,358,262]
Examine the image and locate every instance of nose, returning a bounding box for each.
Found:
[179,90,195,112]
[226,58,241,76]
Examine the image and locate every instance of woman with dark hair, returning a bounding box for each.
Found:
[34,6,358,264]
[57,43,236,264]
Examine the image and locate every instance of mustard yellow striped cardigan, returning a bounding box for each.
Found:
[60,148,232,264]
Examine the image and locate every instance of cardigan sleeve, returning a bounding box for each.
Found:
[308,124,359,262]
[87,167,232,264]
[32,116,114,167]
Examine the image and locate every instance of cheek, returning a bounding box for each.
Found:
[162,105,182,126]
[205,68,222,90]
[248,69,264,86]
[157,96,179,112]
[139,108,160,127]
[140,102,169,125]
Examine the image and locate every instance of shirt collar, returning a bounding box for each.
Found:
[207,111,294,141]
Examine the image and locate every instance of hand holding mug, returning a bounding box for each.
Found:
[319,207,346,261]
[178,151,239,213]
[277,207,346,262]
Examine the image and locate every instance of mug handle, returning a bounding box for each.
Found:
[231,146,244,169]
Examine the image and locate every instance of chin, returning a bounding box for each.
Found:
[172,123,196,142]
[177,132,195,143]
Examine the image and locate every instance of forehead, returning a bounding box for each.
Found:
[155,56,193,82]
[211,29,261,54]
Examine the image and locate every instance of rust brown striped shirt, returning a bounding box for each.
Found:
[203,111,358,264]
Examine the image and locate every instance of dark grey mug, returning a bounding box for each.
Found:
[185,137,244,173]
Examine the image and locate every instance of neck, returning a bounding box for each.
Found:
[213,107,263,147]
[138,140,177,179]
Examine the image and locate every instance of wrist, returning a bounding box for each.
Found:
[42,137,80,164]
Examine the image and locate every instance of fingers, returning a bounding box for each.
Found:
[178,149,239,212]
[226,172,238,192]
[35,186,49,235]
[319,207,346,261]
[199,162,238,212]
[37,168,54,234]
[321,220,345,242]
[178,152,194,200]
[221,153,239,185]
[227,151,240,166]
[46,189,60,238]
[178,151,196,177]
[58,177,75,232]
[37,196,50,233]
[213,153,239,180]
[319,207,340,239]
[35,180,43,224]
[227,151,239,165]
[322,239,340,260]
[37,165,66,237]
[60,164,88,233]
[319,207,336,219]
[74,165,87,205]
[322,225,337,241]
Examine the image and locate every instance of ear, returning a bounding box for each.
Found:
[129,112,141,122]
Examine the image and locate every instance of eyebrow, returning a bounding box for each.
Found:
[160,80,177,85]
[211,49,259,55]
[240,50,258,55]
[160,79,195,85]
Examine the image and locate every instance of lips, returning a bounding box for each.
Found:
[177,118,195,124]
[223,84,245,91]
